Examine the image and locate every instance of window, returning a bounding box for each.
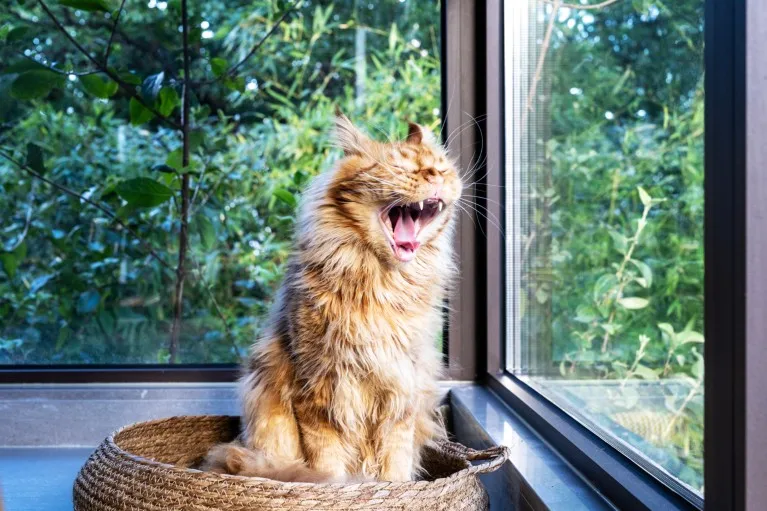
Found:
[0,0,441,365]
[503,0,704,497]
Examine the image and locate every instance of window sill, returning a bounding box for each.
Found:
[449,385,614,511]
[1,382,610,511]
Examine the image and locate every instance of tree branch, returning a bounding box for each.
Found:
[169,0,193,363]
[227,2,302,76]
[541,0,622,9]
[14,49,101,77]
[36,0,182,130]
[103,0,128,66]
[0,150,173,271]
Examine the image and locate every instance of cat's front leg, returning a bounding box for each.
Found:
[298,416,356,480]
[378,419,416,482]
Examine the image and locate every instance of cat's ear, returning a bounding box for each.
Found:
[406,122,438,146]
[334,109,371,156]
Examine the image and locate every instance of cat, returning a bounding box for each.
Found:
[202,112,462,483]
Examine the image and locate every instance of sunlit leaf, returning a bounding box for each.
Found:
[141,72,165,101]
[618,297,650,309]
[638,186,652,207]
[273,188,297,208]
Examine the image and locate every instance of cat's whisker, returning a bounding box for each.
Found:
[443,113,488,151]
[458,198,507,238]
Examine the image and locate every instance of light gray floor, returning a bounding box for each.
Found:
[0,447,92,511]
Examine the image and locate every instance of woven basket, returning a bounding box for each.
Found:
[73,415,509,510]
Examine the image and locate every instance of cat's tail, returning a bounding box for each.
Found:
[200,442,347,483]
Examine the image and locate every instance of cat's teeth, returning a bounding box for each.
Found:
[419,201,424,210]
[438,201,443,212]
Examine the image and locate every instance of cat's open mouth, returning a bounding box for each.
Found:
[379,198,445,262]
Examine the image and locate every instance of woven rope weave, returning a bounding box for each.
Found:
[73,415,509,510]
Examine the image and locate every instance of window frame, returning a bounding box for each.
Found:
[473,0,755,509]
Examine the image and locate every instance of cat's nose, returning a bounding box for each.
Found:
[426,173,444,186]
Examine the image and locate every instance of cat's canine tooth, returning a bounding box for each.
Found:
[419,201,424,210]
[438,201,443,212]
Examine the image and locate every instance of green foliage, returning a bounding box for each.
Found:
[522,0,704,491]
[0,0,441,366]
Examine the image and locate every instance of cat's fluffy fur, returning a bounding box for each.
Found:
[202,113,462,482]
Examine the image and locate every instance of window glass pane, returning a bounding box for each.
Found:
[504,0,704,495]
[0,1,441,365]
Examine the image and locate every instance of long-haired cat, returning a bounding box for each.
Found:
[202,112,462,483]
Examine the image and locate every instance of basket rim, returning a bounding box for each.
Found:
[102,414,505,490]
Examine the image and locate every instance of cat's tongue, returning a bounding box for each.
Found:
[393,209,420,261]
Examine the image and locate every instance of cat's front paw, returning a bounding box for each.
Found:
[380,467,414,482]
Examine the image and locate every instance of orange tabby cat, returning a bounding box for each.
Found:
[203,112,462,482]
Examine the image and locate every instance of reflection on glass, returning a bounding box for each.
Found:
[504,0,704,494]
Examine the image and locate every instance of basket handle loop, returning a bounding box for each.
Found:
[442,441,511,475]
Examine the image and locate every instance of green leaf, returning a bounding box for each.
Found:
[55,327,71,351]
[10,70,64,100]
[129,97,154,125]
[658,322,676,339]
[618,297,650,310]
[638,186,652,207]
[273,188,297,208]
[5,26,29,43]
[116,177,173,207]
[196,214,216,249]
[156,87,179,117]
[677,330,705,345]
[58,0,115,12]
[25,143,45,174]
[629,259,653,289]
[80,74,118,98]
[141,72,165,101]
[76,290,101,314]
[223,75,245,93]
[189,129,204,151]
[1,59,49,75]
[0,241,26,278]
[151,164,177,174]
[210,57,228,77]
[166,148,183,170]
[632,364,659,380]
[29,274,54,293]
[118,71,142,85]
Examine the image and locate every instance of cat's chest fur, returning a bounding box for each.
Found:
[289,264,444,430]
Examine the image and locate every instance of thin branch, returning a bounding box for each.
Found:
[169,0,193,363]
[227,2,302,76]
[36,0,182,130]
[523,0,560,128]
[103,0,128,66]
[15,49,102,76]
[0,150,173,271]
[541,0,622,9]
[191,260,239,357]
[6,205,33,252]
